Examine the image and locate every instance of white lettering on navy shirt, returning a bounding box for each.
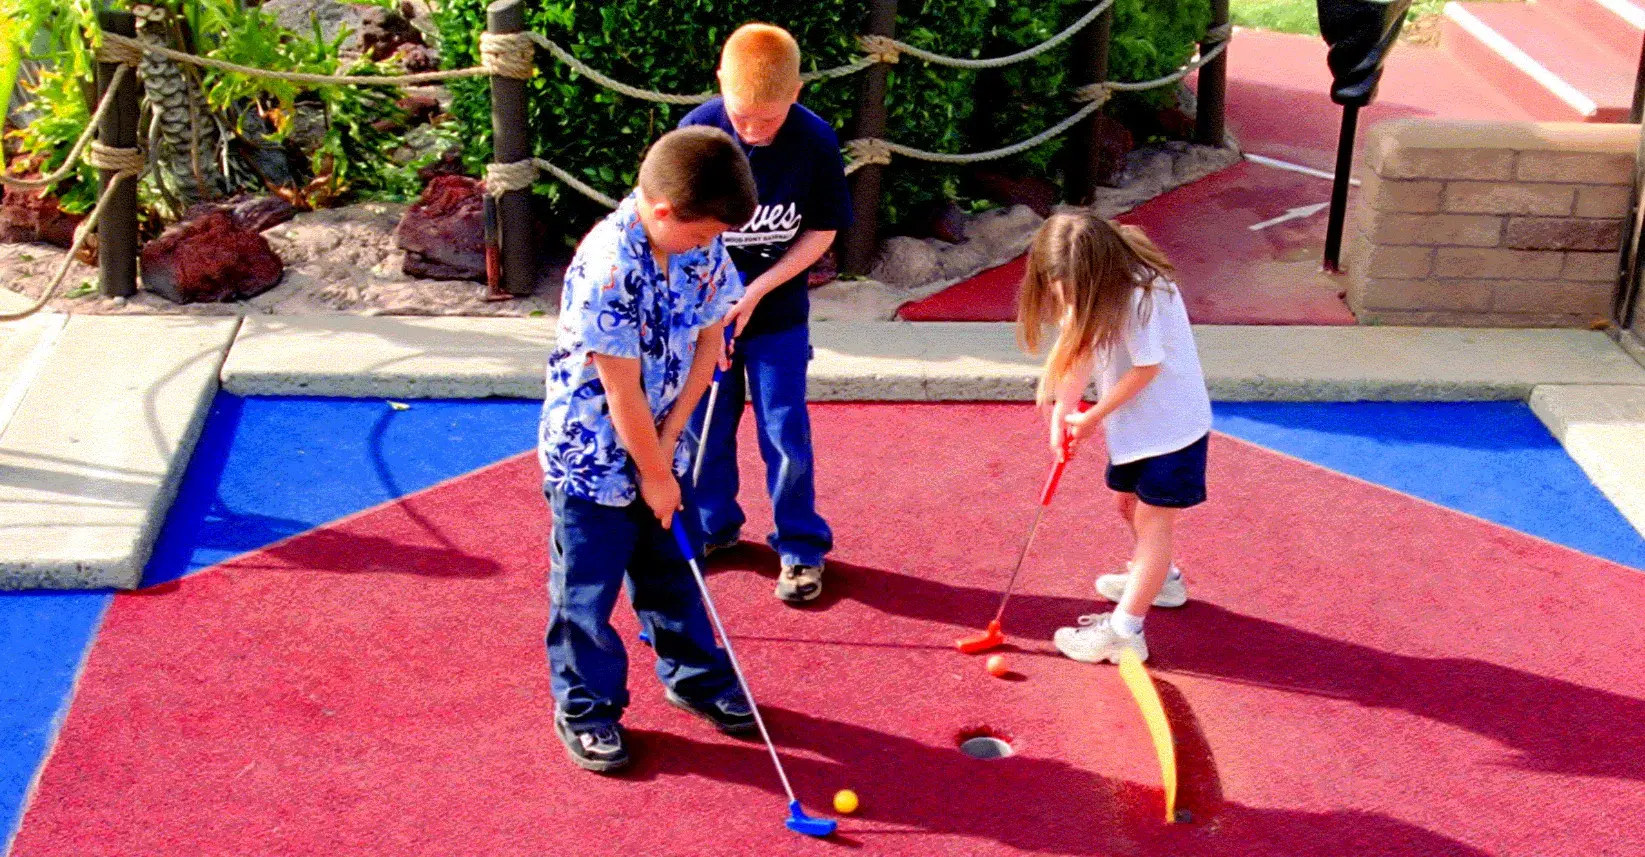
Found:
[723,202,802,255]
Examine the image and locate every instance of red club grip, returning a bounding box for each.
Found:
[1040,401,1093,506]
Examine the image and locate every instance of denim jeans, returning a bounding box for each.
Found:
[685,323,833,567]
[545,488,736,727]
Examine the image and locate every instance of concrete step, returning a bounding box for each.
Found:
[1540,0,1645,59]
[0,315,240,590]
[1443,1,1636,122]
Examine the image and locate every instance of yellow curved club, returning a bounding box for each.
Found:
[1118,648,1178,824]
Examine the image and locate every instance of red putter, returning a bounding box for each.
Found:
[957,403,1089,655]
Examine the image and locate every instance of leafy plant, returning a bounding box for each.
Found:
[4,0,430,222]
[437,0,1210,236]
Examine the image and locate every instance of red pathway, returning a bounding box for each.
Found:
[14,404,1645,857]
[899,30,1541,325]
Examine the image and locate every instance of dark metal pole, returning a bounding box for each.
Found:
[1194,0,1229,146]
[488,0,534,297]
[1063,1,1113,204]
[1613,108,1645,328]
[1322,102,1359,273]
[96,11,139,298]
[841,0,897,277]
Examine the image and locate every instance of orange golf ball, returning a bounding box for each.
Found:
[985,655,1008,677]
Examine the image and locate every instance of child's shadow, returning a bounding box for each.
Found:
[622,705,1490,856]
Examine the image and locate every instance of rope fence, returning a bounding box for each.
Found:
[1,0,1233,306]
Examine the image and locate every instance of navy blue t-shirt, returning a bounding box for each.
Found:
[679,98,852,337]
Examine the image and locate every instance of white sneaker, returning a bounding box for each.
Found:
[1095,564,1188,608]
[1053,613,1148,664]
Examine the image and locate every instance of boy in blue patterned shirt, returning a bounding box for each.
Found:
[539,127,759,773]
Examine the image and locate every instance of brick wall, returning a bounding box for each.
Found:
[1348,121,1637,327]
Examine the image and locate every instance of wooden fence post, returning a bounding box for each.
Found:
[1063,1,1113,204]
[96,10,139,298]
[1195,0,1229,146]
[841,0,897,277]
[488,0,535,296]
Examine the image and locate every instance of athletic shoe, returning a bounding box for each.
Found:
[554,715,630,773]
[1095,564,1188,609]
[1053,613,1148,664]
[665,686,757,735]
[775,562,825,604]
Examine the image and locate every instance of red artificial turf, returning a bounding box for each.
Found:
[14,404,1645,856]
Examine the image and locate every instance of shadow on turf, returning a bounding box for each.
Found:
[719,548,1645,784]
[620,706,1490,856]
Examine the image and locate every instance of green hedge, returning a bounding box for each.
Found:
[436,0,1209,236]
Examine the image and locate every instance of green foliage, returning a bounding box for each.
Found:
[4,0,426,218]
[437,0,1211,234]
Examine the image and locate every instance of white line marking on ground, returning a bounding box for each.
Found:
[1244,153,1362,187]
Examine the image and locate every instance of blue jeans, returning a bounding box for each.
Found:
[686,324,832,568]
[545,488,736,727]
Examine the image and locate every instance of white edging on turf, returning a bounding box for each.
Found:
[1442,2,1600,119]
[1593,0,1645,31]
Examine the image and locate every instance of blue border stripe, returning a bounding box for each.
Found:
[1214,401,1645,570]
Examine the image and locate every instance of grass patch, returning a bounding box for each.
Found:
[1231,0,1506,37]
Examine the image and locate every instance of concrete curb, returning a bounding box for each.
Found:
[223,319,1645,402]
[1529,384,1645,539]
[0,316,241,590]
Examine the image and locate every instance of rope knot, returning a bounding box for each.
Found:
[96,36,144,67]
[857,35,901,65]
[843,138,893,175]
[87,142,145,175]
[485,159,538,196]
[1203,23,1233,43]
[1074,82,1112,108]
[479,31,536,80]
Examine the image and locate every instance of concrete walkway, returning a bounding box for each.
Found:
[4,314,1644,589]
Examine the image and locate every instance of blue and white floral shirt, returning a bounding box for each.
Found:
[539,193,743,506]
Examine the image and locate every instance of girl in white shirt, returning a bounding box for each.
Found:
[1018,212,1212,664]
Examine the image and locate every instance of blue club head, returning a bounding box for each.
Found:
[785,800,836,838]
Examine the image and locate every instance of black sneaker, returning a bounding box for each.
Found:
[664,687,757,735]
[704,536,741,558]
[775,562,825,604]
[554,715,630,773]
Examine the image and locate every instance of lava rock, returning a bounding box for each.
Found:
[183,195,300,234]
[970,171,1058,218]
[0,185,84,248]
[395,174,486,282]
[140,210,285,303]
[358,5,425,61]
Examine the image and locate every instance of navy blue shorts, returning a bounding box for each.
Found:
[1105,433,1209,509]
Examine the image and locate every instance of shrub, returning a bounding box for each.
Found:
[436,0,1210,235]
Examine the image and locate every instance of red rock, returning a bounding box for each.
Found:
[396,93,442,125]
[140,211,285,303]
[1086,113,1135,188]
[358,6,424,62]
[397,44,439,75]
[395,174,486,282]
[808,248,838,288]
[904,200,968,244]
[0,185,85,248]
[970,171,1058,218]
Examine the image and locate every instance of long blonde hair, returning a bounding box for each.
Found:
[1017,212,1175,405]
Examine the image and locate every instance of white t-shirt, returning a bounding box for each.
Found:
[1094,279,1212,465]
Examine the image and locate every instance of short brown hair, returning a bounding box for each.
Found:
[637,126,758,226]
[719,23,802,105]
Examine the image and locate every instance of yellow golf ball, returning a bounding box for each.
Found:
[833,789,859,815]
